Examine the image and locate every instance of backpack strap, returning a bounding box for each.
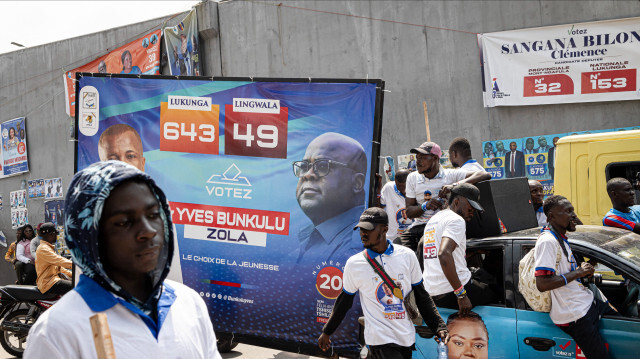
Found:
[362,250,403,300]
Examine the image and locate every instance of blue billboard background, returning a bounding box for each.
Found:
[76,76,382,354]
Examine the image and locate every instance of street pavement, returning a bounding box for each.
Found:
[0,342,326,358]
[222,343,325,358]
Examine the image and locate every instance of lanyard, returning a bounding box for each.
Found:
[363,250,403,300]
[543,228,577,272]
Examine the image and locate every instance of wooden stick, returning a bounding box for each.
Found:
[423,101,431,142]
[90,313,117,359]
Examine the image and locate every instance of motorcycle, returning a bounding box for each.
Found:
[0,284,60,357]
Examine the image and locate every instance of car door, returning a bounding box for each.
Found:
[572,243,640,358]
[413,239,518,359]
[513,240,569,359]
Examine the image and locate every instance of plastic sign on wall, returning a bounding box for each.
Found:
[480,17,640,107]
[75,74,383,356]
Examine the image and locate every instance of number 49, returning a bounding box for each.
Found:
[233,123,278,148]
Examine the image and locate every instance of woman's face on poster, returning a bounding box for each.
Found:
[447,319,488,359]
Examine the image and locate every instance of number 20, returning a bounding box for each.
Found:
[319,274,342,290]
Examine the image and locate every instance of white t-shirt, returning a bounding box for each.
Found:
[422,209,471,296]
[534,230,593,324]
[405,167,467,228]
[380,182,413,240]
[342,243,423,347]
[536,209,547,227]
[25,280,221,359]
[460,160,486,173]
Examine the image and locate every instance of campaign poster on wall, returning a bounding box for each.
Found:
[1,117,29,177]
[480,17,640,107]
[11,208,28,229]
[10,190,26,209]
[75,75,383,356]
[63,29,162,117]
[44,178,64,199]
[482,125,639,197]
[164,9,201,76]
[45,200,65,227]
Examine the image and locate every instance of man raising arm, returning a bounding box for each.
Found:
[401,141,491,251]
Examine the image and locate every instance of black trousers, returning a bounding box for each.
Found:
[432,279,496,309]
[17,262,36,285]
[398,224,426,252]
[45,279,73,296]
[368,343,412,359]
[558,299,617,359]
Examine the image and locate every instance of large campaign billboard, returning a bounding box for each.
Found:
[480,17,640,107]
[75,74,383,356]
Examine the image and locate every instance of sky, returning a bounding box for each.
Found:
[0,1,202,54]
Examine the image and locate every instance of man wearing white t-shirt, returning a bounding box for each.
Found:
[534,195,616,359]
[318,207,447,359]
[448,137,487,173]
[378,169,413,242]
[422,184,496,313]
[400,141,491,251]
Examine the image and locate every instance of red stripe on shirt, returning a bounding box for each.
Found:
[603,215,635,231]
[535,269,555,276]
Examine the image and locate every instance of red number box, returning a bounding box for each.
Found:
[159,102,220,155]
[523,74,574,97]
[224,104,288,159]
[581,69,636,94]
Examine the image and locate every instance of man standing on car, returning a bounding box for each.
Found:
[400,142,490,251]
[603,177,640,234]
[318,207,448,359]
[377,169,413,242]
[422,184,496,313]
[535,195,616,359]
[448,137,486,173]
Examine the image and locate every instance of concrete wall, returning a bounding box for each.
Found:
[0,11,190,285]
[212,0,640,160]
[1,0,638,284]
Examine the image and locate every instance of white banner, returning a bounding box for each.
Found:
[480,17,640,107]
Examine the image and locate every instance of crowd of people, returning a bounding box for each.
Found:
[1,132,637,359]
[4,222,72,296]
[318,136,640,359]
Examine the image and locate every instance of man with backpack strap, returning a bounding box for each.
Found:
[534,195,616,359]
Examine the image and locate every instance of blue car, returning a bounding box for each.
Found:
[414,225,640,359]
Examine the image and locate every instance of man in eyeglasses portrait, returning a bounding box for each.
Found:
[293,132,368,264]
